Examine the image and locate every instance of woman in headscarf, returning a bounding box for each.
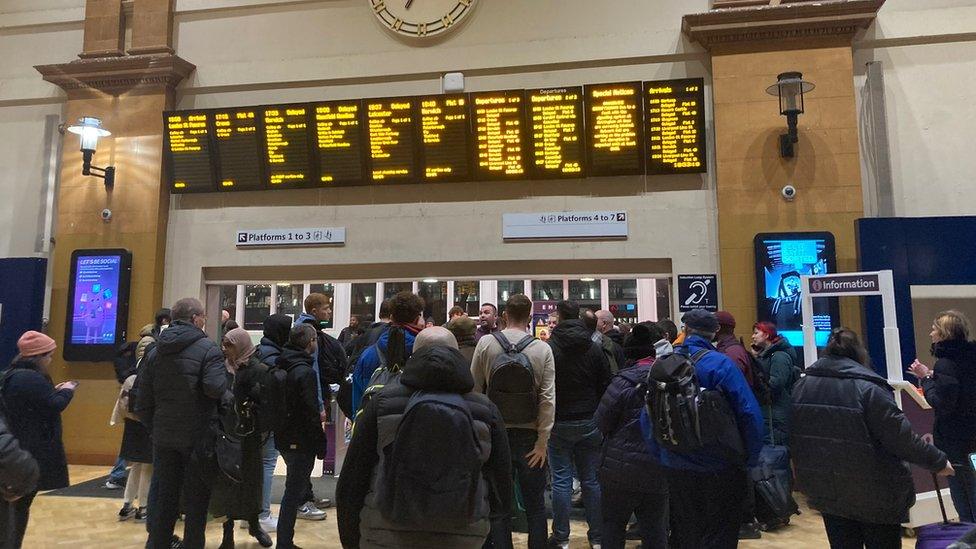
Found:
[211,327,272,548]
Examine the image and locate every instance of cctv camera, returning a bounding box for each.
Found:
[101,208,112,222]
[782,185,797,201]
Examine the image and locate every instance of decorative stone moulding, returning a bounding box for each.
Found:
[684,0,886,49]
[35,54,195,93]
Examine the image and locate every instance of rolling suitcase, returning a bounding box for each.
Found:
[915,472,976,549]
[751,445,799,530]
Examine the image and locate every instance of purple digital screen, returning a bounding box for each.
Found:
[69,255,121,345]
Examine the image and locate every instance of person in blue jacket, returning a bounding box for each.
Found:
[640,309,765,549]
[350,291,425,415]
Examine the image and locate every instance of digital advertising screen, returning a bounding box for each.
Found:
[754,233,838,348]
[64,249,132,362]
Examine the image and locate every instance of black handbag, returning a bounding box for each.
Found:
[214,426,243,484]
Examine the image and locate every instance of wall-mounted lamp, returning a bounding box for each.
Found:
[66,117,115,189]
[765,72,815,158]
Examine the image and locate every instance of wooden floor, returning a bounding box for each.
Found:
[22,465,914,548]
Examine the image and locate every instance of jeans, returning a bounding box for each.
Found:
[601,485,668,549]
[109,456,127,483]
[0,490,36,548]
[667,467,745,549]
[948,464,976,523]
[148,445,214,549]
[278,451,316,549]
[548,418,603,545]
[486,429,548,549]
[821,514,901,549]
[261,435,278,519]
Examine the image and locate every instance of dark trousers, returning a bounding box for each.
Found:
[667,468,745,549]
[486,429,548,549]
[0,490,36,548]
[601,485,668,549]
[148,445,214,549]
[822,514,901,549]
[279,451,316,549]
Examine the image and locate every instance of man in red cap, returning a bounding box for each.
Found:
[714,311,756,390]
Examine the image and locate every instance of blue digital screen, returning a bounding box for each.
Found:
[755,233,837,349]
[69,255,122,345]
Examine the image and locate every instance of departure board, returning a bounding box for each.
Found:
[645,78,707,175]
[584,82,644,177]
[212,108,264,191]
[366,98,418,183]
[472,90,526,179]
[419,94,471,181]
[264,105,313,188]
[313,100,365,185]
[527,87,585,178]
[165,112,214,193]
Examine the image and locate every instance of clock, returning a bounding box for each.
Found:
[370,0,477,38]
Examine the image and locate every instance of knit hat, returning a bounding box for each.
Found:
[17,331,56,357]
[681,309,720,334]
[715,311,736,329]
[623,323,658,361]
[446,316,477,339]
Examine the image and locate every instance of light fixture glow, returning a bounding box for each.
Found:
[65,116,115,189]
[581,277,595,282]
[422,278,439,284]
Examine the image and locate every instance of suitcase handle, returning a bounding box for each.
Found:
[932,463,966,526]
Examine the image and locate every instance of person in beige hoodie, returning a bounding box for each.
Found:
[470,293,555,549]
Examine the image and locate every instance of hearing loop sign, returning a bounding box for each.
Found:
[677,274,718,312]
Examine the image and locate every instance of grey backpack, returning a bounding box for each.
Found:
[487,333,539,425]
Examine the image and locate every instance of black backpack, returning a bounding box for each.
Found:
[645,350,745,465]
[487,332,539,425]
[377,391,484,529]
[355,347,399,421]
[261,365,289,434]
[747,347,773,406]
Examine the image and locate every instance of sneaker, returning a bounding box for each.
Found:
[313,497,333,509]
[259,514,277,533]
[134,507,147,523]
[104,479,125,490]
[118,503,136,521]
[297,503,326,521]
[169,536,185,549]
[547,537,569,549]
[739,522,762,540]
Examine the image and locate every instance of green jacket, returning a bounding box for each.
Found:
[756,338,799,445]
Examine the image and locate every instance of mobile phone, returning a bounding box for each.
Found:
[969,453,976,470]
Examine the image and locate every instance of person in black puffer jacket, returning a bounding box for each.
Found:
[596,322,668,549]
[135,298,227,549]
[792,328,951,548]
[909,310,976,522]
[254,312,292,530]
[546,301,612,548]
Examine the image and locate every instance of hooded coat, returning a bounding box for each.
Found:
[920,339,976,461]
[274,345,327,458]
[547,320,612,421]
[256,313,291,369]
[134,320,227,449]
[336,345,512,549]
[791,355,947,525]
[755,337,799,445]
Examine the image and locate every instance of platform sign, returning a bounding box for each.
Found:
[503,210,627,240]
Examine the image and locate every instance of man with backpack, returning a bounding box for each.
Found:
[547,300,612,549]
[350,292,425,414]
[295,293,347,415]
[336,336,512,548]
[642,310,765,548]
[470,294,555,549]
[273,324,327,549]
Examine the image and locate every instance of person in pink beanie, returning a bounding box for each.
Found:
[0,331,78,547]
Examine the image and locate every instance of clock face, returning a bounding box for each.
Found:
[370,0,477,38]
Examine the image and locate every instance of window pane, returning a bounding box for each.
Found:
[569,279,601,315]
[306,284,335,329]
[243,284,271,330]
[351,283,376,324]
[496,280,525,316]
[454,281,480,316]
[275,283,304,321]
[655,278,672,322]
[419,281,447,326]
[218,285,237,324]
[531,280,564,302]
[608,279,639,325]
[384,282,412,300]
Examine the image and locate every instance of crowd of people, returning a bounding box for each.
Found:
[0,290,974,549]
